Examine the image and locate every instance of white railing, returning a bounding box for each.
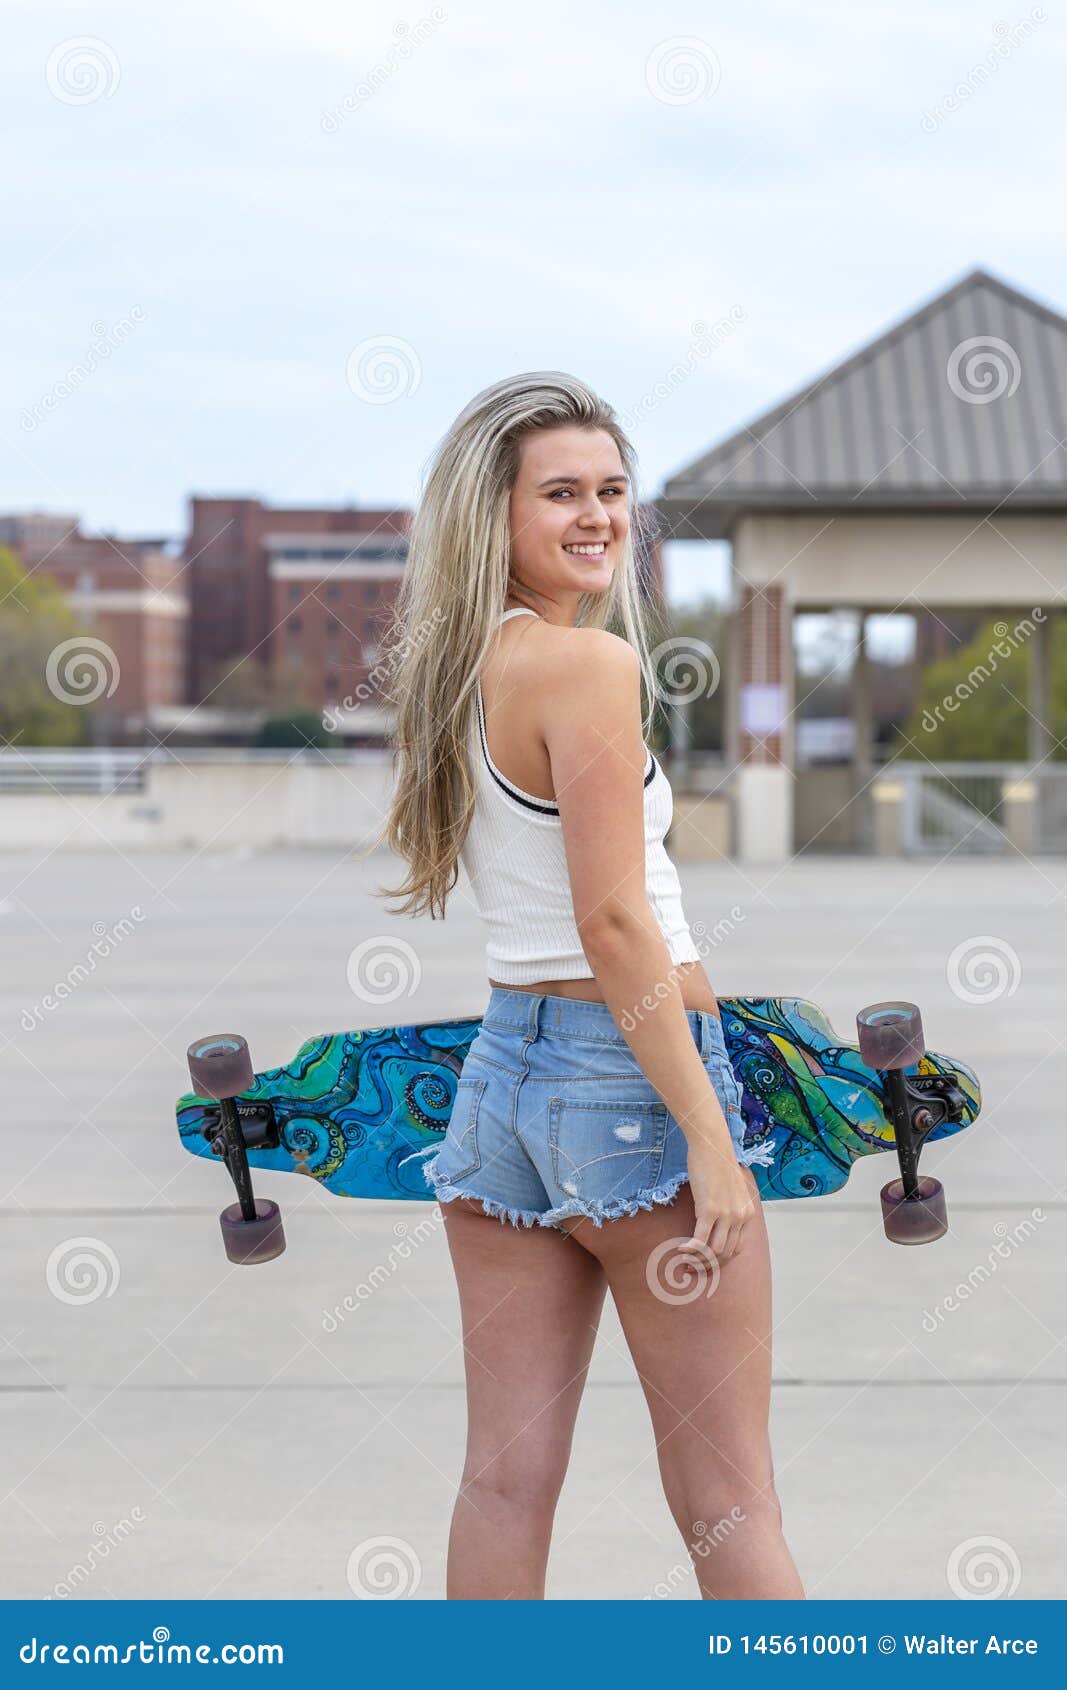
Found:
[885,761,1067,854]
[0,745,391,795]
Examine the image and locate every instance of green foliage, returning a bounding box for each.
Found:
[648,597,725,754]
[895,612,1065,761]
[254,710,339,749]
[0,547,87,747]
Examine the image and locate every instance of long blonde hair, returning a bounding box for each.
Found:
[373,370,664,919]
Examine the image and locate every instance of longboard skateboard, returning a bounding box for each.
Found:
[176,997,981,1263]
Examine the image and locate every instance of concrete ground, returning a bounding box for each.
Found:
[1,846,1063,1601]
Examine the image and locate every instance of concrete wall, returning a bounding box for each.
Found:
[0,754,394,851]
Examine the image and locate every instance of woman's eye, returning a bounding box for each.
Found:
[550,486,624,499]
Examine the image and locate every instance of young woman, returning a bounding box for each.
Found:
[380,372,804,1601]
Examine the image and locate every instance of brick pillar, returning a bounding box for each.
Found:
[737,582,789,764]
[734,581,793,861]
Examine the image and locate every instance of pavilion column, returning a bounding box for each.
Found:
[851,611,874,851]
[1027,609,1052,764]
[733,581,794,862]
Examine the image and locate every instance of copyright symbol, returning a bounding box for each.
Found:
[878,1636,896,1654]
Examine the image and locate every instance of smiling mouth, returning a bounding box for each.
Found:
[562,542,609,557]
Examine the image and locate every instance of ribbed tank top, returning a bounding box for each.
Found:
[458,607,702,985]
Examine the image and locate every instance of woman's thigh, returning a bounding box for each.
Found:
[443,1201,608,1487]
[562,1173,775,1500]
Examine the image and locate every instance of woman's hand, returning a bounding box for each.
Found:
[682,1139,756,1263]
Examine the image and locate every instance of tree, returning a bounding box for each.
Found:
[895,612,1067,762]
[0,548,87,747]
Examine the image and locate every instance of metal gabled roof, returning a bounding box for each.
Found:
[659,268,1067,538]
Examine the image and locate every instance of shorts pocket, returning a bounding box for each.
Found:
[442,1074,486,1181]
[707,1055,747,1142]
[548,1095,668,1204]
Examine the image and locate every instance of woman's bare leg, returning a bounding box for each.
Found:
[442,1199,607,1598]
[564,1173,805,1599]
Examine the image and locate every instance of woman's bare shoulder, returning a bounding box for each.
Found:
[524,622,640,731]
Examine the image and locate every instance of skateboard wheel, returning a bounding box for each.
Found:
[856,1001,925,1070]
[188,1034,254,1100]
[220,1197,286,1264]
[880,1176,947,1245]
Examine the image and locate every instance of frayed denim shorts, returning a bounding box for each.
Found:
[420,987,774,1230]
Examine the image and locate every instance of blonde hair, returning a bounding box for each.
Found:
[372,370,664,920]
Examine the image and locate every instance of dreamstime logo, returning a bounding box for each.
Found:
[920,11,1046,132]
[920,610,1044,733]
[946,1534,1021,1599]
[619,311,746,431]
[946,336,1021,404]
[345,336,421,403]
[645,1236,721,1304]
[946,935,1021,1004]
[653,635,721,705]
[45,1237,120,1306]
[345,936,421,1003]
[645,37,721,105]
[321,11,448,132]
[49,1508,147,1598]
[20,908,146,1033]
[20,309,147,432]
[645,1508,747,1598]
[323,607,445,733]
[322,1211,443,1331]
[45,637,120,705]
[618,908,745,1033]
[46,37,121,105]
[920,1209,1045,1332]
[346,1536,422,1598]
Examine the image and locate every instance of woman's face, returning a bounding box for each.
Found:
[507,425,630,611]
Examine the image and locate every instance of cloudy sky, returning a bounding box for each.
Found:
[3,0,1064,610]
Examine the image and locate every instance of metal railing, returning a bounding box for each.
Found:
[0,745,392,795]
[885,761,1067,854]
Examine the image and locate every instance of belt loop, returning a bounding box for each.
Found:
[699,1010,710,1060]
[530,992,545,1041]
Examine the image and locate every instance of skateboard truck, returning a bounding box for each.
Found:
[186,1035,286,1264]
[856,1001,965,1245]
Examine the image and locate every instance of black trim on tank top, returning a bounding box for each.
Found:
[476,681,657,815]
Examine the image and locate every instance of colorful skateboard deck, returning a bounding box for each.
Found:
[176,997,981,1207]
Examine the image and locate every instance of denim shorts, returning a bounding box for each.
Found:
[418,987,775,1230]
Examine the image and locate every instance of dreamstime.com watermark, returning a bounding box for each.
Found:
[946,934,1021,1004]
[45,637,121,705]
[19,1628,284,1665]
[345,935,422,1005]
[920,611,1044,733]
[920,1209,1045,1332]
[323,607,445,732]
[619,312,745,432]
[947,1534,1022,1599]
[45,1237,120,1305]
[645,1509,748,1596]
[322,1210,443,1332]
[48,1509,147,1599]
[618,908,745,1033]
[921,11,1046,133]
[20,909,145,1032]
[321,11,447,132]
[20,310,146,432]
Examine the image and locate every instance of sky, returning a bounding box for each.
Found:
[3,0,1065,632]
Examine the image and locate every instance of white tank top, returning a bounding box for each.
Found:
[459,607,702,985]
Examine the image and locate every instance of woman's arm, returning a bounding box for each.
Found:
[538,628,754,1260]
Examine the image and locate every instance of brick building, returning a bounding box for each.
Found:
[185,495,666,734]
[0,512,187,735]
